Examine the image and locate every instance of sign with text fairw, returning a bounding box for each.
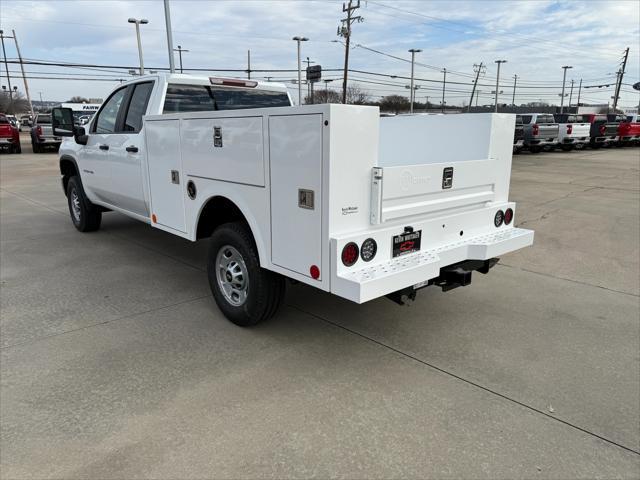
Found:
[306,65,322,83]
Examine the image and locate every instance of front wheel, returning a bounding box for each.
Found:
[66,176,102,232]
[207,221,285,326]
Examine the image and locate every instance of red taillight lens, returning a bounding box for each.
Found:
[504,208,513,225]
[599,125,606,135]
[36,126,42,136]
[567,124,572,134]
[532,124,539,135]
[341,242,359,267]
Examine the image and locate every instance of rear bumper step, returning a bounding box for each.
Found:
[333,227,534,303]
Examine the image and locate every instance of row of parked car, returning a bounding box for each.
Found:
[513,113,640,153]
[0,112,62,154]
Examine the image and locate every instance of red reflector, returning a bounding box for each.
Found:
[532,124,539,135]
[341,242,359,267]
[209,77,258,88]
[504,208,513,225]
[599,125,606,135]
[567,125,572,134]
[310,265,320,279]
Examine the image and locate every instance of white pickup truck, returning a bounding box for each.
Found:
[553,113,590,151]
[52,74,533,326]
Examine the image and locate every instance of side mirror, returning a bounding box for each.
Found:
[75,126,88,145]
[52,108,75,137]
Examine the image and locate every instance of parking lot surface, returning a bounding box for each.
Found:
[1,137,639,479]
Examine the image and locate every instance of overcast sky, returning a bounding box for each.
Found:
[0,0,638,108]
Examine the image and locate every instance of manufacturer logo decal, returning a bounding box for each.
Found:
[400,170,430,191]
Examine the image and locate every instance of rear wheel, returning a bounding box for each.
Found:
[14,143,21,154]
[31,141,40,153]
[529,146,542,153]
[207,221,285,326]
[561,144,574,152]
[66,176,102,232]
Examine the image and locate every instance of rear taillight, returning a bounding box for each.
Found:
[504,208,513,225]
[341,242,359,267]
[494,210,504,227]
[36,126,43,136]
[599,125,606,135]
[532,124,539,135]
[360,238,377,262]
[566,124,572,134]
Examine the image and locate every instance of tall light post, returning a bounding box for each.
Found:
[408,48,422,113]
[494,60,507,112]
[441,68,447,113]
[128,18,149,75]
[560,65,573,113]
[292,36,308,105]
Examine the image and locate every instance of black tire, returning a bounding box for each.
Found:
[561,144,574,152]
[207,221,285,327]
[529,146,542,153]
[14,143,21,154]
[66,176,102,232]
[31,141,39,153]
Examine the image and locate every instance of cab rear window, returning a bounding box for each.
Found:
[37,115,52,124]
[536,115,555,124]
[163,84,291,113]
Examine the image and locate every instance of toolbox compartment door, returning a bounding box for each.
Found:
[144,118,187,233]
[269,114,323,278]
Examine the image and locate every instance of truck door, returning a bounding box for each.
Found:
[81,85,129,204]
[107,81,154,217]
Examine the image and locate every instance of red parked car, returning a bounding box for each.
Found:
[0,113,21,153]
[618,114,640,145]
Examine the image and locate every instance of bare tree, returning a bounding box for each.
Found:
[305,89,342,104]
[0,91,30,114]
[346,84,370,104]
[379,95,410,114]
[67,96,89,103]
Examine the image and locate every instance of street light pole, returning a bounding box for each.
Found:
[408,48,422,113]
[0,30,13,112]
[128,18,149,75]
[494,60,507,112]
[292,36,308,105]
[441,68,447,113]
[512,74,518,106]
[560,65,573,113]
[163,0,175,73]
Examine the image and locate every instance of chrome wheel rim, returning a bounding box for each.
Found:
[70,188,81,223]
[215,245,249,307]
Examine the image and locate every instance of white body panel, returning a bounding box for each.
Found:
[59,74,533,305]
[557,123,590,145]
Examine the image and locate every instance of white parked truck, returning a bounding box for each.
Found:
[553,113,591,151]
[52,74,534,326]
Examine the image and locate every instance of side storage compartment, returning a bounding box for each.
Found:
[269,114,323,279]
[144,119,187,233]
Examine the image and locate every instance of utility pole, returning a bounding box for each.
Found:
[612,47,629,112]
[173,45,189,73]
[425,95,429,110]
[441,68,447,113]
[494,59,507,113]
[476,90,481,107]
[568,79,574,110]
[408,48,422,113]
[0,30,14,113]
[468,62,485,112]
[11,30,34,118]
[512,74,518,106]
[247,50,251,79]
[576,78,582,108]
[292,36,308,105]
[164,0,176,73]
[337,0,363,104]
[559,65,572,113]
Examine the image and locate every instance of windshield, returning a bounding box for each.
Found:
[163,84,291,113]
[37,115,52,124]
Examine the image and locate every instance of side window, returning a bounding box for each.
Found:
[94,87,128,134]
[123,82,154,132]
[163,85,216,113]
[521,115,532,124]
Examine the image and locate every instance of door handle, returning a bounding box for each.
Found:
[126,145,139,153]
[99,144,109,151]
